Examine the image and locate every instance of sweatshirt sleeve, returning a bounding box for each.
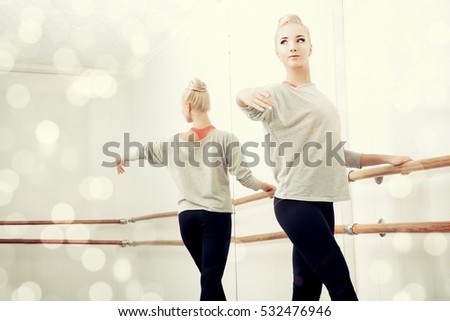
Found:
[240,106,272,122]
[239,84,275,122]
[225,133,262,191]
[344,149,362,169]
[128,140,167,166]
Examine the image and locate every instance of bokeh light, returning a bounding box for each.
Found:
[90,71,118,99]
[40,226,65,250]
[394,283,426,301]
[19,20,42,44]
[12,281,42,301]
[35,120,60,145]
[51,202,75,222]
[53,48,79,74]
[369,259,393,284]
[66,70,117,105]
[82,248,106,271]
[66,83,90,107]
[423,233,448,256]
[387,175,413,199]
[403,283,426,300]
[88,282,113,301]
[6,84,30,109]
[113,258,133,283]
[0,50,15,74]
[79,176,114,201]
[393,290,411,301]
[141,282,165,300]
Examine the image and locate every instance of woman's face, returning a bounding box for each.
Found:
[275,23,312,69]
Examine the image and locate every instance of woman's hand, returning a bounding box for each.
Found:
[116,158,125,174]
[237,88,273,112]
[261,182,276,197]
[386,155,413,166]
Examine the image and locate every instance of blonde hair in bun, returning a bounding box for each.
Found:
[183,78,211,113]
[275,14,310,41]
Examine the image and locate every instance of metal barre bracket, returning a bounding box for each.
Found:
[121,240,131,247]
[378,218,386,237]
[374,176,384,184]
[344,224,357,235]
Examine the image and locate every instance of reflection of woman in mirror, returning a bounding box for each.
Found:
[236,14,411,300]
[116,78,275,301]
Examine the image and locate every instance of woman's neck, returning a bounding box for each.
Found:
[285,65,311,86]
[191,112,212,129]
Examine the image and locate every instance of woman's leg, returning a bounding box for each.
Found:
[178,210,231,301]
[274,198,358,301]
[179,211,203,271]
[199,211,232,301]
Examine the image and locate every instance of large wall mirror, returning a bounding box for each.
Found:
[1,0,449,301]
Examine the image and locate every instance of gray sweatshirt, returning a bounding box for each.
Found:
[241,82,361,202]
[129,129,262,213]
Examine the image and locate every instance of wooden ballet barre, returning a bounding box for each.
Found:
[128,191,275,223]
[128,211,177,223]
[0,239,128,246]
[348,155,450,182]
[0,219,127,226]
[235,221,450,243]
[232,191,275,206]
[2,221,449,247]
[339,221,450,235]
[131,240,184,246]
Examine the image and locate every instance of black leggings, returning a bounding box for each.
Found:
[178,210,232,301]
[274,198,358,301]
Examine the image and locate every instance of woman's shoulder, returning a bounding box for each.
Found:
[263,82,285,92]
[207,129,239,143]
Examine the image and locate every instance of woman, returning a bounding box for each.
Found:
[236,14,411,300]
[117,78,275,301]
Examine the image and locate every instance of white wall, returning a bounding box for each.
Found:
[0,70,136,300]
[343,0,450,300]
[1,0,449,301]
